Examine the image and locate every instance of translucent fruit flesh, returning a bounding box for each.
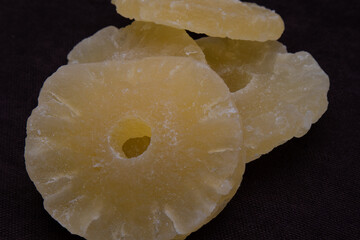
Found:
[111,0,284,42]
[25,57,245,240]
[197,37,330,162]
[68,21,206,64]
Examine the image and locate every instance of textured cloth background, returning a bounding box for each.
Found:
[1,0,359,239]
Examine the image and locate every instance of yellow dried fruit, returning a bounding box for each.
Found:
[111,0,284,41]
[25,57,245,240]
[68,21,206,64]
[197,37,329,162]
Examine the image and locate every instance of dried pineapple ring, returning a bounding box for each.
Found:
[25,57,245,240]
[197,37,330,162]
[111,0,284,42]
[68,21,206,64]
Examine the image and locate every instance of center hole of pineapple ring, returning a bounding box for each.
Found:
[109,118,151,159]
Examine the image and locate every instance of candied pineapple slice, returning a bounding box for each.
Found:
[25,57,245,240]
[197,37,329,162]
[111,0,284,41]
[68,21,206,64]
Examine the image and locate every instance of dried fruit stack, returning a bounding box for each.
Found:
[25,0,329,240]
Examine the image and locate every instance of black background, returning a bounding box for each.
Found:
[1,0,360,239]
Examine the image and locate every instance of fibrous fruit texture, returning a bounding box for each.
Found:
[25,57,245,240]
[197,37,330,162]
[68,21,206,64]
[111,0,284,41]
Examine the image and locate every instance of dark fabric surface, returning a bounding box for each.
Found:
[1,0,359,239]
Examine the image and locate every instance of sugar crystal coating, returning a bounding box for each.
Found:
[112,0,284,41]
[197,37,330,162]
[25,57,245,240]
[68,21,206,64]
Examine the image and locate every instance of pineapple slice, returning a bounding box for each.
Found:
[68,21,206,64]
[111,0,284,41]
[25,56,245,240]
[197,37,330,162]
